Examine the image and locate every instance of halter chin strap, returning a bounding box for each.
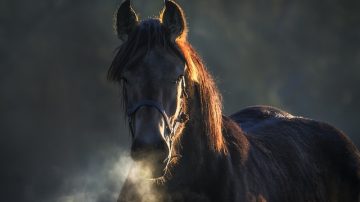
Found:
[126,76,188,139]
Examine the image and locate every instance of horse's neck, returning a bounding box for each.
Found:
[156,85,252,202]
[165,88,220,187]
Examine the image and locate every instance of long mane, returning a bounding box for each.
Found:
[108,19,227,153]
[177,41,227,153]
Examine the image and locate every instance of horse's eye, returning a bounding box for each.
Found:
[120,77,128,83]
[171,78,180,84]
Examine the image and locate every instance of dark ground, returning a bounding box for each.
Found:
[1,0,359,201]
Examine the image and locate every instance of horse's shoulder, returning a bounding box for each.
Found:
[229,105,294,131]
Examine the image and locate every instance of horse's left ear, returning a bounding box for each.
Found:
[161,0,187,41]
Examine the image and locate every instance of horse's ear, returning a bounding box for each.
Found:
[161,0,187,41]
[115,0,139,41]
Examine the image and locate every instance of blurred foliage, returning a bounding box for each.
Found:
[0,0,359,201]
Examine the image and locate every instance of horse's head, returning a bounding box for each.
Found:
[109,0,188,177]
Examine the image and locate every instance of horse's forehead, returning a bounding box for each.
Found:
[140,48,184,78]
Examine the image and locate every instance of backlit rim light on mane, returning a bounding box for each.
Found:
[164,4,227,153]
[177,40,228,154]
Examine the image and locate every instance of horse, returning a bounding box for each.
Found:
[108,0,360,201]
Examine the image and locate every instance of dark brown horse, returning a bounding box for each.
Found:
[108,0,360,201]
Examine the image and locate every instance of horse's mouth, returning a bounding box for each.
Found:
[131,151,168,178]
[152,160,167,178]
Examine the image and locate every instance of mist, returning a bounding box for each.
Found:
[1,0,359,201]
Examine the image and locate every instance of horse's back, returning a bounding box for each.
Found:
[230,105,293,132]
[229,105,360,202]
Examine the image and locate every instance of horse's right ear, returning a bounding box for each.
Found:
[115,0,139,41]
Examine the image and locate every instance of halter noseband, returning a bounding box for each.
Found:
[126,76,188,140]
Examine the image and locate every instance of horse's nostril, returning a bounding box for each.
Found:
[131,137,168,161]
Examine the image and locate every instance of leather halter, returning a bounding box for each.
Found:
[126,76,188,139]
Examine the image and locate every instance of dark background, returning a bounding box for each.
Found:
[1,0,359,201]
